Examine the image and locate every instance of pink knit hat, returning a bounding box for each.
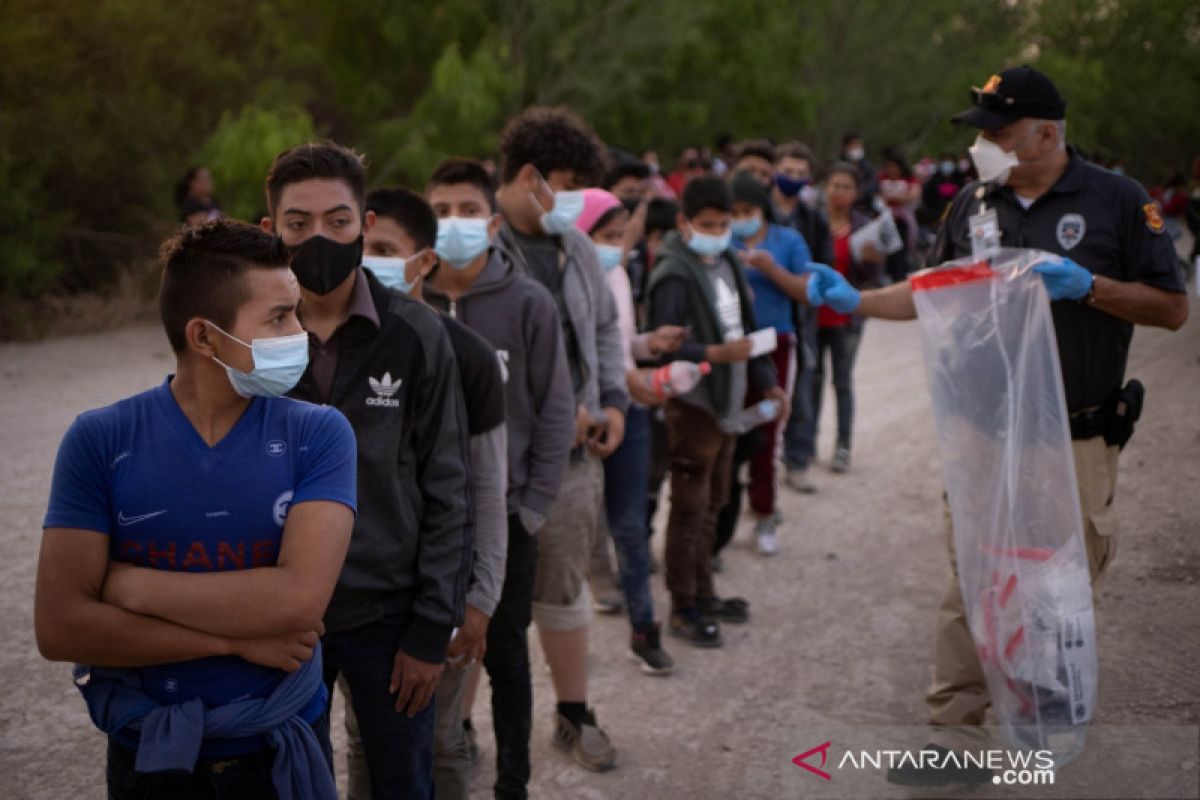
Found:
[575,188,624,235]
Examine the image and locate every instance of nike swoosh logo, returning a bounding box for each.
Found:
[117,510,168,526]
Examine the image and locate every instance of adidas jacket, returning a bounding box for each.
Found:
[290,269,472,663]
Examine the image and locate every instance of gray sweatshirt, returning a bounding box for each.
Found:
[425,248,576,533]
[465,425,507,615]
[496,222,630,420]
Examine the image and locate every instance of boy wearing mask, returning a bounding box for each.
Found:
[266,142,473,800]
[423,157,577,797]
[728,170,814,554]
[646,176,788,647]
[323,186,506,800]
[36,220,357,799]
[492,107,629,775]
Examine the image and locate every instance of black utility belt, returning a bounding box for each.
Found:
[1068,380,1144,449]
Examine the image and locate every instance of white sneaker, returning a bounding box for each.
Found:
[755,518,779,556]
[785,468,817,494]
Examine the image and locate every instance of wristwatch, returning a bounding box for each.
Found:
[1082,273,1097,305]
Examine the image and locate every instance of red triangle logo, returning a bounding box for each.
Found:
[792,741,833,780]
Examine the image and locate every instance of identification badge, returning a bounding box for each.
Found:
[969,206,1001,260]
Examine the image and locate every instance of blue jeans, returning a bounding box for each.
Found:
[322,614,437,800]
[602,404,656,631]
[105,714,331,799]
[784,309,820,469]
[808,323,863,453]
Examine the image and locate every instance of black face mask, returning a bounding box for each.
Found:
[619,196,640,213]
[289,235,363,295]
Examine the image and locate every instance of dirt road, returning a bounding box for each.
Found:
[2,307,1197,799]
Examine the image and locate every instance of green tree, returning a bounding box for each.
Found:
[199,105,317,221]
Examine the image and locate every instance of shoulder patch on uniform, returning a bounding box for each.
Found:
[1143,202,1165,234]
[1056,213,1086,250]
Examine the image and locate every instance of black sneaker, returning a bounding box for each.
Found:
[698,595,750,624]
[630,624,675,676]
[669,608,723,648]
[885,743,994,787]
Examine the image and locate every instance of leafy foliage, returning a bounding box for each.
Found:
[1,0,1195,299]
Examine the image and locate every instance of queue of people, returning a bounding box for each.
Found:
[34,64,1187,800]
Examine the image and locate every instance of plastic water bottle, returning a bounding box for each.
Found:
[644,361,712,399]
[722,399,780,434]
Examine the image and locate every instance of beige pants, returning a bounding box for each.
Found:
[341,662,473,800]
[926,437,1120,728]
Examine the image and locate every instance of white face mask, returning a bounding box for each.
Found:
[968,134,1021,185]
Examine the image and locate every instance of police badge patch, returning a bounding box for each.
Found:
[1056,213,1086,250]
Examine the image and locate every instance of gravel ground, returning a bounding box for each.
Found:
[1,300,1197,799]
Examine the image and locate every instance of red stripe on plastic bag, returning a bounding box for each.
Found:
[910,261,994,291]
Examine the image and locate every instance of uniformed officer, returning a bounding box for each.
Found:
[806,65,1188,786]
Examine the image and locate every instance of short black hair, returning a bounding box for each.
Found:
[158,218,291,354]
[265,141,367,219]
[842,132,862,147]
[733,139,776,165]
[681,176,732,219]
[604,154,650,188]
[645,198,679,236]
[426,158,497,212]
[498,106,607,186]
[366,187,438,251]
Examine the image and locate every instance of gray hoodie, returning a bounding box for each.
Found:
[496,221,630,420]
[425,248,576,533]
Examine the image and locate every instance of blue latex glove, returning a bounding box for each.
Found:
[1032,256,1093,301]
[806,264,861,314]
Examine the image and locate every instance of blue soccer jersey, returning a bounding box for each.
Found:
[44,377,357,756]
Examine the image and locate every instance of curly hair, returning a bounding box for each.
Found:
[498,106,608,187]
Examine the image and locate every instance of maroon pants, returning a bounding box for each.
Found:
[747,332,796,516]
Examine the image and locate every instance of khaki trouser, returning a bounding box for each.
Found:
[532,455,604,631]
[342,660,474,800]
[926,437,1120,729]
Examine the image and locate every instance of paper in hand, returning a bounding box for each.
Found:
[849,211,904,261]
[748,327,777,358]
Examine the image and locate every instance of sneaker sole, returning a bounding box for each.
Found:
[628,649,674,676]
[553,730,617,772]
[667,626,724,648]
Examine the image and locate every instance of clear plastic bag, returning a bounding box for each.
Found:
[912,248,1097,764]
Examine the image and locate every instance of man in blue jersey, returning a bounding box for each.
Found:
[35,219,358,799]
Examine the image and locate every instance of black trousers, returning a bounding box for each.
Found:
[483,514,538,800]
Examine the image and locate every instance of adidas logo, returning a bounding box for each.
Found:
[366,372,402,407]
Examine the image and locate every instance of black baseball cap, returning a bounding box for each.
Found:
[952,66,1066,130]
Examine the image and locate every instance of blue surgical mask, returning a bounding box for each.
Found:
[436,217,491,269]
[531,179,585,235]
[207,322,309,398]
[594,243,623,272]
[686,226,732,258]
[731,214,763,239]
[939,161,955,176]
[362,255,414,293]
